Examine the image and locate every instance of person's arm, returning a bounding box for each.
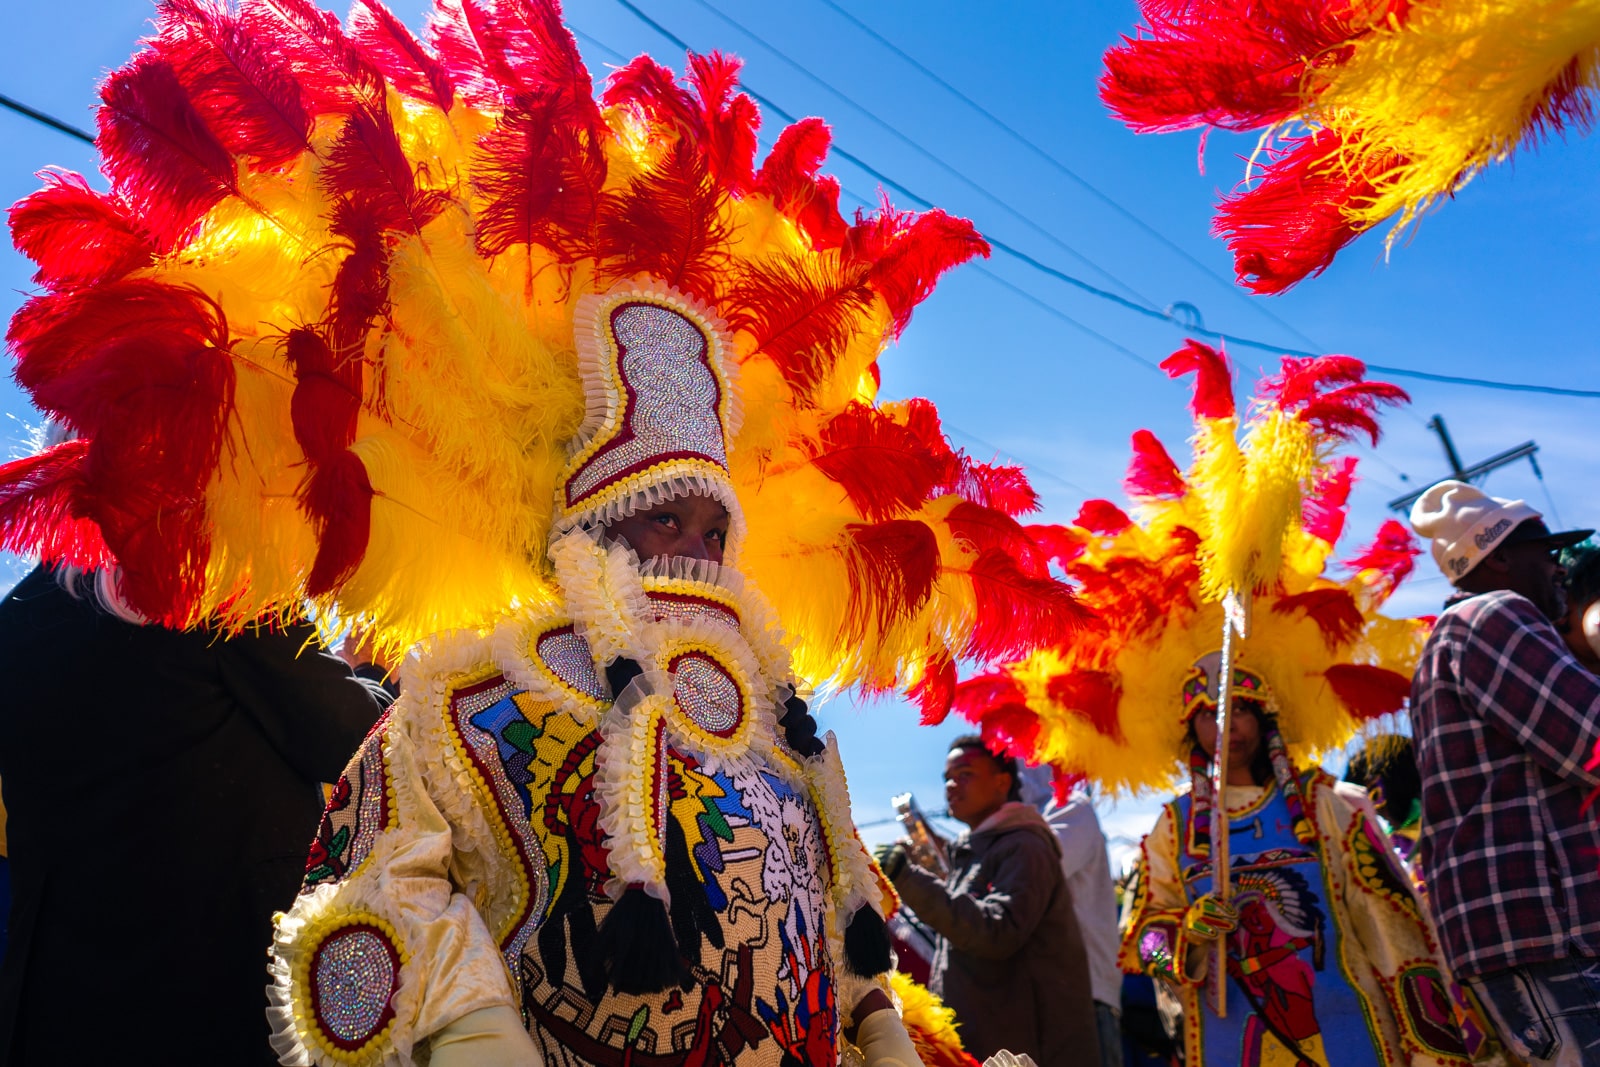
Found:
[217,619,389,784]
[890,831,1060,959]
[269,707,524,1067]
[1455,595,1600,788]
[1118,805,1212,986]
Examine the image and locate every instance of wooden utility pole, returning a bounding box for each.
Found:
[1387,415,1543,514]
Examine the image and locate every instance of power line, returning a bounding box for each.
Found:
[680,0,1158,308]
[1,91,93,144]
[810,0,1325,353]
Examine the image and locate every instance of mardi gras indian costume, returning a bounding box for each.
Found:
[953,345,1498,1067]
[1101,0,1600,293]
[0,0,1090,1064]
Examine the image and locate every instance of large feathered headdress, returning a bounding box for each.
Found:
[1,0,1087,699]
[953,342,1426,795]
[1101,0,1600,293]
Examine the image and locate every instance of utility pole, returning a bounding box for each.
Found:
[1387,415,1545,514]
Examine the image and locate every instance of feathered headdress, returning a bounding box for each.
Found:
[1,0,1087,700]
[953,341,1425,796]
[1101,0,1600,292]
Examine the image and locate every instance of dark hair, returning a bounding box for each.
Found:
[1344,733,1420,827]
[1562,541,1600,608]
[948,734,1022,802]
[1183,700,1274,786]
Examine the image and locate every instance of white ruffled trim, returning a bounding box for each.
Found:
[594,683,673,902]
[549,527,649,666]
[806,731,883,926]
[490,611,609,727]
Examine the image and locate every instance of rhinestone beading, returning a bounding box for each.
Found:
[567,303,725,501]
[672,654,742,736]
[312,926,397,1046]
[646,591,739,630]
[537,628,604,699]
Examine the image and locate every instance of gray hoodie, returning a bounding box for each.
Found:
[891,801,1100,1065]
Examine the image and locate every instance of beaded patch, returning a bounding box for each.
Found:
[306,715,393,889]
[446,676,554,980]
[533,623,606,702]
[645,589,741,630]
[1346,810,1420,920]
[1393,964,1470,1057]
[306,918,403,1056]
[672,651,745,737]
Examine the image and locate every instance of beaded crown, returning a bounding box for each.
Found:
[0,0,1090,703]
[953,342,1429,796]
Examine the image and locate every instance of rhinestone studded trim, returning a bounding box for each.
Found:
[309,923,400,1051]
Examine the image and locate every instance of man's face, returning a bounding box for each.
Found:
[944,747,1012,829]
[1497,538,1567,621]
[604,493,729,564]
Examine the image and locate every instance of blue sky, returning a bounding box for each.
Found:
[4,0,1597,864]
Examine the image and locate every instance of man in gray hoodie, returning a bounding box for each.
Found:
[879,735,1101,1065]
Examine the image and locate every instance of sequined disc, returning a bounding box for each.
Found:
[311,925,398,1049]
[646,591,739,630]
[567,302,725,502]
[537,627,604,700]
[671,652,743,737]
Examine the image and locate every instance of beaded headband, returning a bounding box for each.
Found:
[1181,657,1272,725]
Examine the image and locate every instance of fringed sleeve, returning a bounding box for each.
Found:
[1118,802,1205,987]
[267,700,518,1067]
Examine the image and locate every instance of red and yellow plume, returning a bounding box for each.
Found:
[954,343,1424,795]
[1102,0,1600,292]
[1,0,1087,698]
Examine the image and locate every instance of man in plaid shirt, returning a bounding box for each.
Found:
[1411,480,1598,1066]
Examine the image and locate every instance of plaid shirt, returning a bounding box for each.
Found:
[1412,589,1600,979]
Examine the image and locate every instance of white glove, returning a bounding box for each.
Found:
[983,1053,1038,1067]
[427,1004,544,1067]
[855,1007,925,1067]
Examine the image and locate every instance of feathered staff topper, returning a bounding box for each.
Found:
[1102,0,1600,293]
[1,0,1089,702]
[953,342,1424,796]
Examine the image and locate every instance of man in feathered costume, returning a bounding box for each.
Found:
[953,344,1498,1067]
[0,0,1090,1063]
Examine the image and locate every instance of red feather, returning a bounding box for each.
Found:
[958,551,1094,663]
[979,705,1042,765]
[8,170,157,290]
[602,53,700,136]
[324,197,393,363]
[1124,429,1186,500]
[755,117,847,250]
[323,106,450,237]
[0,440,113,569]
[807,401,957,521]
[1271,587,1365,648]
[428,0,595,112]
[303,449,375,596]
[96,52,238,250]
[1160,339,1235,419]
[837,519,941,640]
[947,502,1049,576]
[1099,0,1397,134]
[6,281,235,623]
[241,0,385,113]
[350,0,454,111]
[1302,455,1356,544]
[154,0,313,170]
[474,90,609,261]
[848,205,989,335]
[910,652,957,726]
[285,328,360,460]
[1045,668,1123,740]
[1259,355,1408,444]
[1342,518,1418,593]
[725,251,878,402]
[946,459,1039,517]
[1214,129,1403,295]
[1324,663,1412,720]
[1074,499,1132,536]
[1027,523,1086,569]
[951,671,1029,726]
[598,138,729,303]
[686,52,759,192]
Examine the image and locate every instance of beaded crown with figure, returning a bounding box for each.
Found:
[0,0,1090,707]
[1101,0,1600,293]
[953,341,1427,797]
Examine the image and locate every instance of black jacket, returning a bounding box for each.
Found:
[0,566,388,1066]
[892,801,1100,1066]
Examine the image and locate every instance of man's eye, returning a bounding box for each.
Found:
[651,514,678,529]
[707,529,727,544]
